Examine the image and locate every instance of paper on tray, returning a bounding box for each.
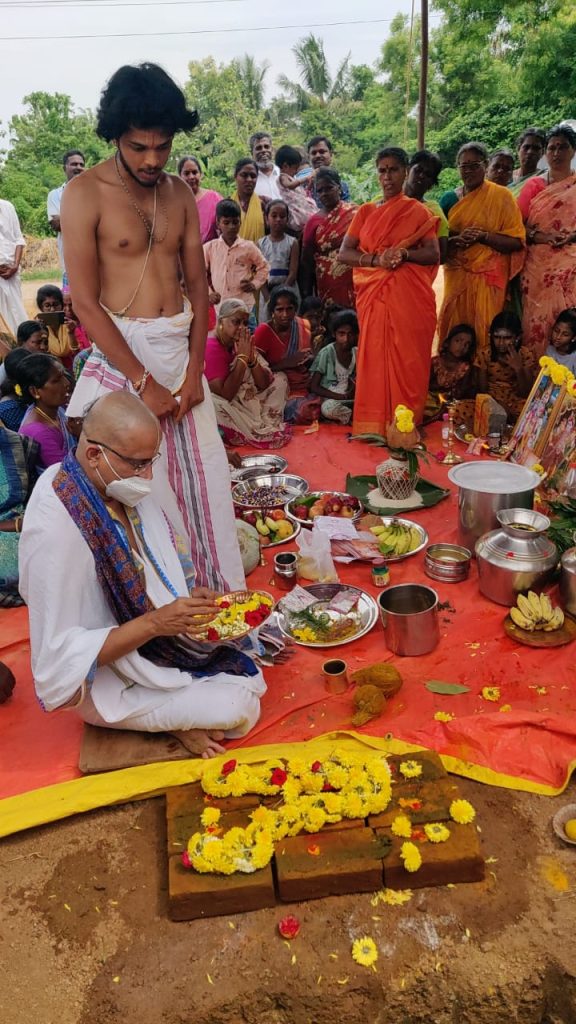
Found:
[313,516,359,540]
[277,585,319,614]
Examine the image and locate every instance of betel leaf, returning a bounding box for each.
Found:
[425,680,470,695]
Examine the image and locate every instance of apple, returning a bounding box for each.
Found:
[293,504,309,520]
[341,505,355,518]
[270,509,286,521]
[244,511,258,526]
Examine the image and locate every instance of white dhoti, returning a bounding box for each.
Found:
[66,302,244,591]
[0,274,27,338]
[19,466,266,734]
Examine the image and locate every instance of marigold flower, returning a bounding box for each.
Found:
[399,760,422,779]
[481,686,500,702]
[201,807,221,827]
[391,814,412,838]
[351,936,378,967]
[400,841,422,872]
[450,798,476,824]
[278,914,300,939]
[424,822,450,843]
[434,711,455,722]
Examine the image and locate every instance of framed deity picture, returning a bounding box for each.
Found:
[508,368,565,465]
[539,391,576,497]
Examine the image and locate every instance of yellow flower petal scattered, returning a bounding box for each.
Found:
[424,822,450,843]
[373,888,413,906]
[481,686,501,702]
[200,807,221,827]
[536,687,548,696]
[499,704,512,713]
[434,711,455,722]
[351,936,378,967]
[391,814,413,838]
[400,841,422,873]
[399,760,422,779]
[450,799,476,825]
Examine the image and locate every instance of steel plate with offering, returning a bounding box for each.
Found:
[232,474,308,511]
[231,454,288,482]
[196,590,275,641]
[276,583,378,647]
[286,491,362,527]
[240,507,301,548]
[364,516,428,561]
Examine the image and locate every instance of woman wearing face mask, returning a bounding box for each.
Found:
[204,299,290,449]
[16,354,73,473]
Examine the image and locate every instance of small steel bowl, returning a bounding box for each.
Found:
[232,454,289,482]
[424,543,472,583]
[552,803,576,847]
[232,474,308,511]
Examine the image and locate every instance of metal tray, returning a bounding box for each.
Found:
[231,455,289,482]
[232,474,309,509]
[285,491,363,528]
[275,583,378,648]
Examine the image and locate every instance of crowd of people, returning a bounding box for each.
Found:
[0,60,575,755]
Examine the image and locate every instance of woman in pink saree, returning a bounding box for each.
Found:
[178,155,222,243]
[519,125,576,357]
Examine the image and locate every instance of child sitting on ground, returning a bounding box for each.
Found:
[544,308,576,375]
[309,309,358,424]
[275,145,318,234]
[36,284,78,369]
[300,296,325,352]
[203,199,269,322]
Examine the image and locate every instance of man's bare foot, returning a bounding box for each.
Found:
[171,729,227,759]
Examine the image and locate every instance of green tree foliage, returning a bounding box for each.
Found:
[1,4,574,233]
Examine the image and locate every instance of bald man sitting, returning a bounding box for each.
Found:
[19,392,265,757]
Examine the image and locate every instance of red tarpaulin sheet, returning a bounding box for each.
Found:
[1,422,575,809]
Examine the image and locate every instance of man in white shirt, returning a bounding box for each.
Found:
[19,392,266,757]
[0,198,27,342]
[250,131,281,201]
[47,149,85,281]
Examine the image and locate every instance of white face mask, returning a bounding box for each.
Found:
[97,449,153,507]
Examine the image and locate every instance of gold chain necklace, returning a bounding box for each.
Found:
[114,153,168,244]
[35,407,61,429]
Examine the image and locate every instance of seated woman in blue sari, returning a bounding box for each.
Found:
[0,424,38,605]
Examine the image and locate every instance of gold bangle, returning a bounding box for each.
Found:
[14,516,22,534]
[236,355,249,367]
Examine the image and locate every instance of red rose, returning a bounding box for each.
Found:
[311,760,322,773]
[245,611,262,627]
[270,767,288,786]
[207,627,219,641]
[218,600,231,609]
[221,759,237,776]
[278,915,300,939]
[181,850,192,869]
[322,782,335,792]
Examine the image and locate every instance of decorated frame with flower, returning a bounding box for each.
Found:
[508,368,565,466]
[538,391,576,498]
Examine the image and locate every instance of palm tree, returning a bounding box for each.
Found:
[232,55,270,111]
[277,34,352,111]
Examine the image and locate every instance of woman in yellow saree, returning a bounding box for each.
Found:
[231,158,265,242]
[438,142,525,369]
[339,148,440,434]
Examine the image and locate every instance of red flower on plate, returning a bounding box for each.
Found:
[221,759,237,776]
[206,627,219,642]
[245,607,268,627]
[218,600,231,609]
[322,782,335,792]
[181,850,192,869]
[278,915,300,939]
[270,767,288,786]
[311,760,322,773]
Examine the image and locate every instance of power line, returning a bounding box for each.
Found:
[0,0,246,6]
[1,15,443,40]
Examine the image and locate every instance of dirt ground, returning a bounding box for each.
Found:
[1,775,576,1024]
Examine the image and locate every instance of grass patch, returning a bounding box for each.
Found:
[21,267,61,282]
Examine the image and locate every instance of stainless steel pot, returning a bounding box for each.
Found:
[475,508,558,606]
[560,547,576,617]
[378,584,439,656]
[448,462,541,552]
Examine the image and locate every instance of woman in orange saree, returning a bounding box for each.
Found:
[339,148,440,434]
[438,142,525,369]
[519,125,576,357]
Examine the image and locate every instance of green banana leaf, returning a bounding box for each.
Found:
[346,473,450,514]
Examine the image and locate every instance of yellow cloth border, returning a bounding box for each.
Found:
[0,730,573,839]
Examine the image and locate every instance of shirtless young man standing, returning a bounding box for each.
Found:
[62,62,244,591]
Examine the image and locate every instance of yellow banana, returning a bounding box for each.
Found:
[265,516,280,532]
[539,593,554,622]
[370,525,387,536]
[408,527,421,551]
[256,519,270,536]
[510,606,535,630]
[517,594,536,621]
[543,607,564,631]
[528,591,543,618]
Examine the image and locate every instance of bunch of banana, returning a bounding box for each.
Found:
[510,591,565,632]
[370,521,422,557]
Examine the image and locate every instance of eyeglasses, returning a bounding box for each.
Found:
[457,161,485,171]
[87,439,161,475]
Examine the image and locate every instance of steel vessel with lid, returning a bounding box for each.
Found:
[560,547,576,617]
[475,508,558,606]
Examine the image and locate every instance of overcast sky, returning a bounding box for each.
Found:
[0,0,442,141]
